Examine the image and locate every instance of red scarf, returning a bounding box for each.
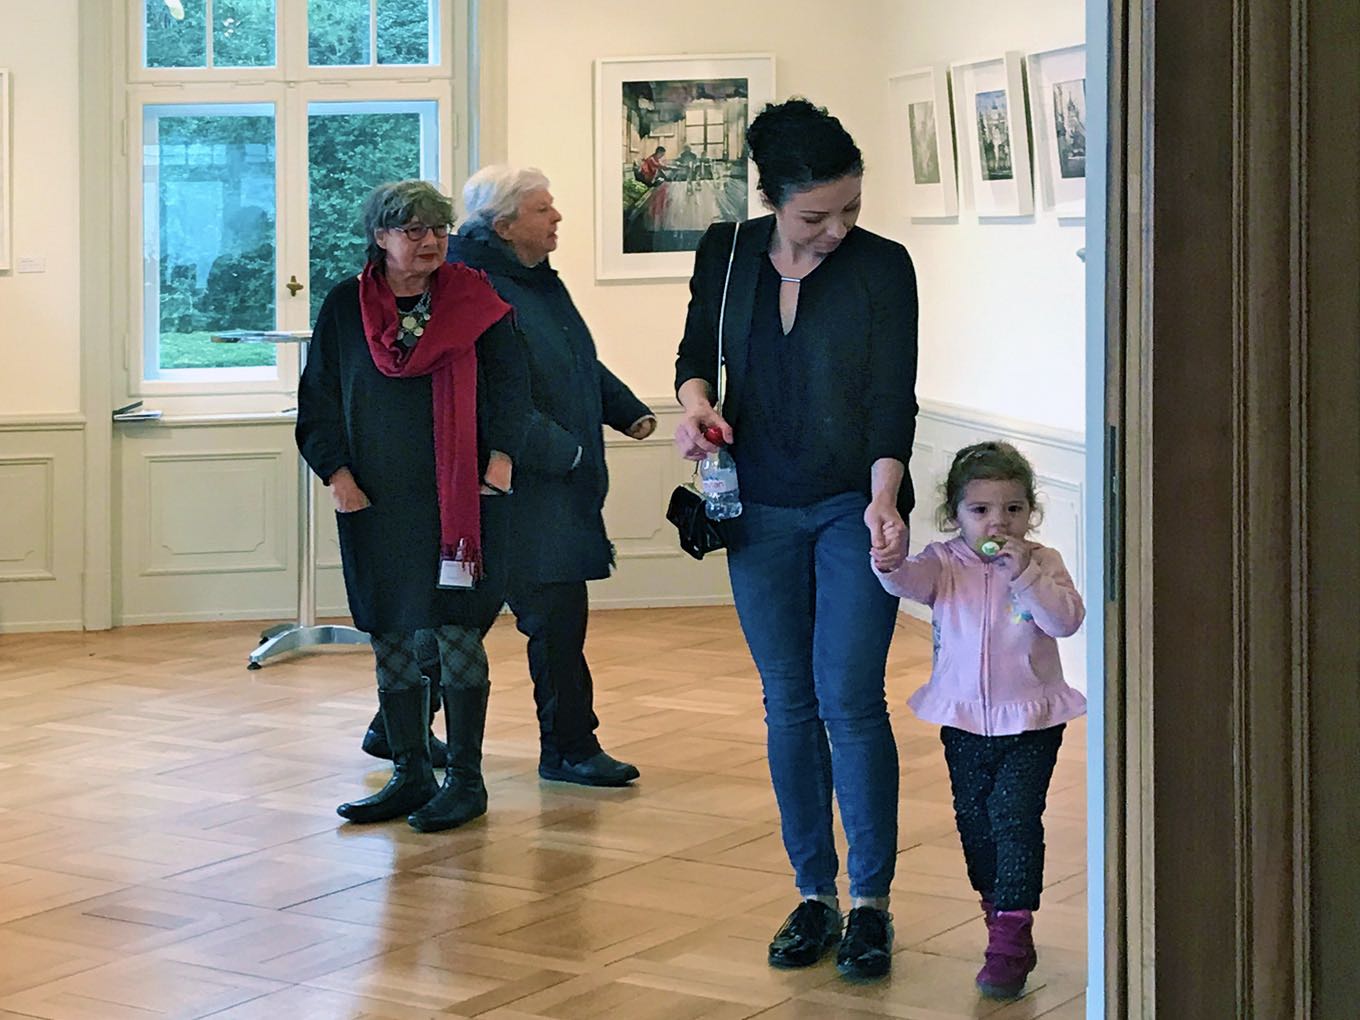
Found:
[358,261,510,581]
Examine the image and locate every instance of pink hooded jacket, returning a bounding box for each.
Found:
[876,536,1087,737]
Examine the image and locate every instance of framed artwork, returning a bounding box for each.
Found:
[0,70,10,271]
[594,53,775,280]
[889,65,958,219]
[1027,44,1087,219]
[950,52,1034,218]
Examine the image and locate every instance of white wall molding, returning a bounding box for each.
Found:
[0,415,86,432]
[0,427,85,633]
[918,398,1085,453]
[0,456,56,581]
[139,451,288,577]
[115,421,298,626]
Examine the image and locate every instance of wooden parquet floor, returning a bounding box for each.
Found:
[0,608,1086,1019]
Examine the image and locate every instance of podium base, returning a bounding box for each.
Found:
[248,623,370,669]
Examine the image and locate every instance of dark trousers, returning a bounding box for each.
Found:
[507,581,601,765]
[940,724,1066,912]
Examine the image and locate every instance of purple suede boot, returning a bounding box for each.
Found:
[976,908,1037,998]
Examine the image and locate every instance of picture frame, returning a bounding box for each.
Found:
[594,53,775,281]
[0,70,11,272]
[888,65,958,219]
[950,52,1034,218]
[1027,44,1087,220]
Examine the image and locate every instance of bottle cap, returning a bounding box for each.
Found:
[702,425,726,446]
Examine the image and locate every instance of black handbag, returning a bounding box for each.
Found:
[667,222,740,560]
[666,483,728,560]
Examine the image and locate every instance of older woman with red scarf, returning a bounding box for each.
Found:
[297,179,531,833]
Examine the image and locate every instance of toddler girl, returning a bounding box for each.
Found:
[873,440,1086,998]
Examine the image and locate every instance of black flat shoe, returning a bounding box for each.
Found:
[768,900,842,968]
[538,751,639,787]
[836,906,893,979]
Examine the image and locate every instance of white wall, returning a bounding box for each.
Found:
[884,0,1087,432]
[500,0,1084,434]
[501,0,895,401]
[0,0,82,416]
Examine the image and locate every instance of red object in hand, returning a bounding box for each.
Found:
[702,425,726,445]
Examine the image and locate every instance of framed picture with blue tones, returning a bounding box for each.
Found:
[594,53,775,280]
[1027,44,1087,221]
[889,64,958,220]
[950,52,1034,218]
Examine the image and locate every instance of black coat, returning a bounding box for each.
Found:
[295,276,531,633]
[674,215,920,518]
[446,230,652,585]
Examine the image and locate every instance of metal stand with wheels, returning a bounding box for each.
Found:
[214,330,369,669]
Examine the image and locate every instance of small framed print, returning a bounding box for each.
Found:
[1027,44,1087,219]
[950,52,1034,218]
[889,65,958,219]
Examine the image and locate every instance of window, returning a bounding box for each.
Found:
[142,103,279,379]
[307,100,439,322]
[145,0,278,69]
[126,0,459,400]
[685,104,727,160]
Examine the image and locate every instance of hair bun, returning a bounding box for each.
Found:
[746,98,862,207]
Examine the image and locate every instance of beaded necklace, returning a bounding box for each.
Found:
[395,289,433,347]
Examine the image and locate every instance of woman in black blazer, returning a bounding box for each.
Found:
[673,98,919,981]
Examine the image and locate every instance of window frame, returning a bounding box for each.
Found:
[118,0,465,414]
[129,0,449,83]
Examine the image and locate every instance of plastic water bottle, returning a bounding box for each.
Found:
[698,428,742,520]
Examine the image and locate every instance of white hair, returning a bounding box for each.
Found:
[461,165,551,232]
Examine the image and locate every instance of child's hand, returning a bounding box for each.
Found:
[869,515,909,573]
[995,537,1033,579]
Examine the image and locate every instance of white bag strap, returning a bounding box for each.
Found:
[715,220,740,414]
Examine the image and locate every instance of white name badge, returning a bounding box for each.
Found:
[438,558,477,589]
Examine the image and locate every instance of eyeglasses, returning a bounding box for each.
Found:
[387,222,451,241]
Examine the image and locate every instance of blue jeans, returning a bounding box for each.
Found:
[726,492,901,898]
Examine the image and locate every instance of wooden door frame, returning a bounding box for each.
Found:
[1108,0,1359,1014]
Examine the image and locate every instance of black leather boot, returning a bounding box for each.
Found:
[408,683,489,833]
[338,687,439,823]
[360,681,448,767]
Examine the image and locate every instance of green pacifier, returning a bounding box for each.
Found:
[979,537,1005,557]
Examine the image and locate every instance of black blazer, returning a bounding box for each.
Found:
[673,215,920,516]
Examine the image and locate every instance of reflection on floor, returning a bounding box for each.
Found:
[0,606,1086,1018]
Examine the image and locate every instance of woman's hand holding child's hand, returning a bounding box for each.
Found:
[868,505,908,573]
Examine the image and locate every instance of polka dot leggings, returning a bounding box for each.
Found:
[940,723,1066,912]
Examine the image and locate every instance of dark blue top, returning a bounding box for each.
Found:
[736,258,862,506]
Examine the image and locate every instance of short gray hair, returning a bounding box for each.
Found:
[359,179,455,264]
[461,165,551,233]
